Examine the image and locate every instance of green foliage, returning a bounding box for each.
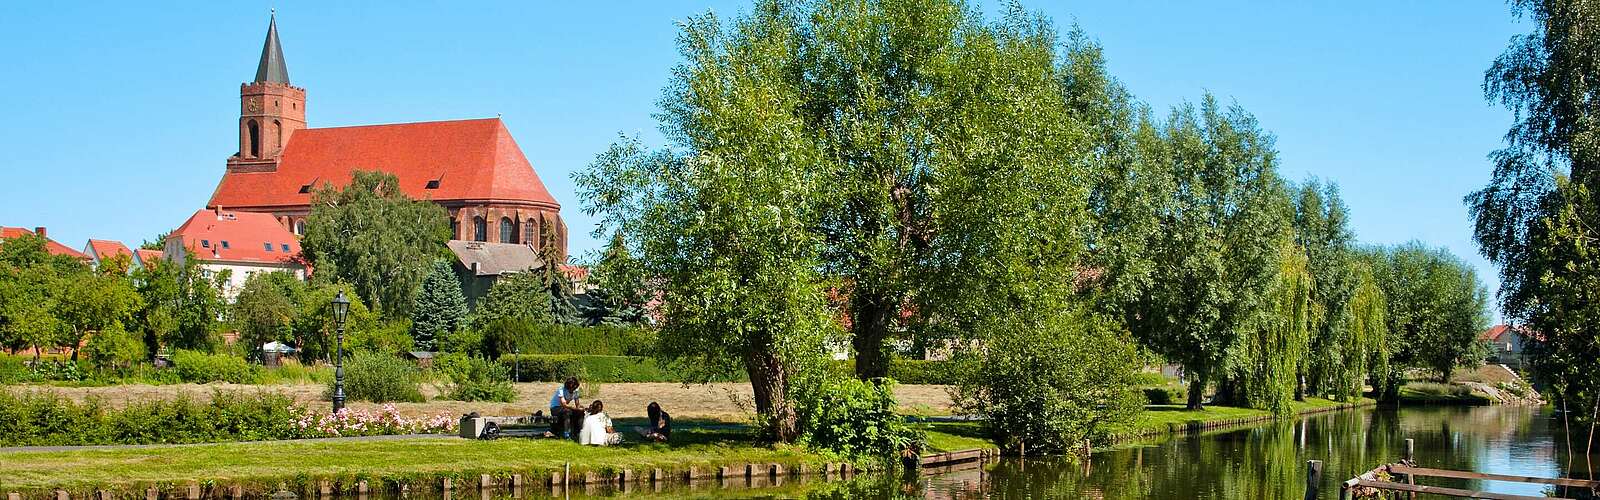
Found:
[1344,263,1390,400]
[952,307,1144,454]
[0,391,305,446]
[1224,240,1312,416]
[410,260,467,351]
[346,320,415,356]
[833,359,956,385]
[581,231,652,325]
[0,234,143,360]
[1360,243,1490,396]
[1291,180,1368,401]
[495,354,720,383]
[292,282,378,362]
[82,324,146,372]
[478,319,654,358]
[230,271,304,357]
[172,349,260,384]
[794,376,924,462]
[436,354,515,402]
[301,170,451,318]
[333,351,424,403]
[1507,176,1600,408]
[1142,387,1184,406]
[469,271,553,331]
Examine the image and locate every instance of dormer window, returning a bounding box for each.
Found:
[281,244,291,252]
[221,241,230,249]
[201,239,210,248]
[298,184,312,194]
[425,179,441,189]
[264,243,273,252]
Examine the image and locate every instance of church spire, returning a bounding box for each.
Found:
[253,12,290,84]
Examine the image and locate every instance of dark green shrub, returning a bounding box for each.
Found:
[1143,387,1184,405]
[0,390,304,446]
[496,354,740,383]
[438,354,515,402]
[332,352,424,403]
[481,319,655,357]
[347,320,416,356]
[31,359,87,382]
[83,325,147,371]
[172,349,260,384]
[497,354,589,382]
[796,376,925,461]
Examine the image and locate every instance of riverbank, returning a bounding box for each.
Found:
[1111,397,1376,441]
[0,423,989,497]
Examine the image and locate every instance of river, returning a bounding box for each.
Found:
[417,405,1596,499]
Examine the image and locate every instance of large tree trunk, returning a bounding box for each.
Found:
[746,347,798,442]
[851,293,896,380]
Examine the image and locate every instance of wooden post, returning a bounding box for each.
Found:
[54,491,68,500]
[442,477,452,492]
[146,487,159,500]
[480,474,493,490]
[230,485,243,499]
[319,480,332,498]
[1404,438,1416,500]
[769,464,784,477]
[548,472,560,487]
[685,466,700,481]
[1303,460,1323,500]
[186,484,200,500]
[8,492,20,500]
[651,469,664,483]
[356,481,369,495]
[564,463,571,489]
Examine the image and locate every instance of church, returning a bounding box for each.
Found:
[205,15,568,261]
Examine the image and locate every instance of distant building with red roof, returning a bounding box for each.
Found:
[1480,324,1529,370]
[0,226,88,260]
[165,208,305,298]
[134,249,164,269]
[83,239,135,271]
[205,15,567,261]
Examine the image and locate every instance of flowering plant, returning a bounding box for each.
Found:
[291,404,456,438]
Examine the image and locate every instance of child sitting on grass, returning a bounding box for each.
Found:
[578,400,622,446]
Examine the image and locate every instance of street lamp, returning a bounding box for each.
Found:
[331,290,351,413]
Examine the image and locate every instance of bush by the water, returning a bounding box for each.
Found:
[1142,386,1185,406]
[173,349,260,384]
[0,390,453,446]
[330,352,424,403]
[438,354,515,402]
[796,376,924,461]
[478,319,655,357]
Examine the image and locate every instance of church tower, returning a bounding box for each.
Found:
[227,13,306,173]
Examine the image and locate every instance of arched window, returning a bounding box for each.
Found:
[500,218,516,243]
[274,120,283,148]
[523,218,537,245]
[473,217,487,242]
[292,219,305,236]
[449,218,459,239]
[247,120,260,158]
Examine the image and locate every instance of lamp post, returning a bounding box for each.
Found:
[331,291,351,414]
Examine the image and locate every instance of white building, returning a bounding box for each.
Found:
[165,208,305,299]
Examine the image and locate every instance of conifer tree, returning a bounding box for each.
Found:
[410,260,467,351]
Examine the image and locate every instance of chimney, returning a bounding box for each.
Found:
[34,227,45,238]
[215,206,225,219]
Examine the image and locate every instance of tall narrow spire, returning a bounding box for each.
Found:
[253,12,290,84]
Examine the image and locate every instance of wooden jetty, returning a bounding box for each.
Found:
[1329,438,1600,500]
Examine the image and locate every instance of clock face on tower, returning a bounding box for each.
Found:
[247,101,261,113]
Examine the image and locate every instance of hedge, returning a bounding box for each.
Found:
[496,354,745,383]
[833,359,958,385]
[480,321,655,357]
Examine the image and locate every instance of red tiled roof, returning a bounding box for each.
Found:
[86,239,134,262]
[169,209,301,265]
[1,226,88,259]
[135,249,164,267]
[207,118,559,210]
[1480,324,1511,342]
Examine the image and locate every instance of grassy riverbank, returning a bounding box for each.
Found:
[0,423,989,495]
[1115,397,1376,439]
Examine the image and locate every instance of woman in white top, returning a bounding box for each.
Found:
[578,400,622,446]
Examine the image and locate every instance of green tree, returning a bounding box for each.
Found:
[300,170,451,318]
[411,260,467,351]
[469,271,552,331]
[82,323,146,371]
[292,282,378,363]
[1345,261,1390,399]
[231,271,304,359]
[1113,97,1298,410]
[130,259,179,359]
[1362,243,1490,396]
[171,259,229,351]
[56,271,142,360]
[1223,240,1312,415]
[1467,0,1600,414]
[1291,180,1362,400]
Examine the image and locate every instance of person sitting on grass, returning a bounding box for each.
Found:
[547,377,583,439]
[634,401,671,442]
[578,400,622,446]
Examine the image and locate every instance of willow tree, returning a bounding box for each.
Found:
[1342,261,1389,400]
[1118,96,1297,410]
[1291,181,1359,399]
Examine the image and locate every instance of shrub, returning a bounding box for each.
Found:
[0,355,38,384]
[796,376,925,462]
[496,354,740,383]
[332,352,424,403]
[347,320,415,356]
[1142,387,1184,406]
[439,329,484,354]
[0,390,453,446]
[83,325,147,371]
[481,319,654,357]
[28,359,87,382]
[172,350,260,384]
[437,354,515,402]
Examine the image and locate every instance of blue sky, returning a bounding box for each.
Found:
[0,1,1522,309]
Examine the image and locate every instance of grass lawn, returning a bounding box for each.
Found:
[1396,384,1495,405]
[1117,397,1374,438]
[0,424,990,494]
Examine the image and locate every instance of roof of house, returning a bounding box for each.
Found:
[135,248,164,267]
[207,118,559,211]
[169,209,301,265]
[447,240,544,276]
[1,227,88,259]
[1480,324,1511,342]
[85,239,134,262]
